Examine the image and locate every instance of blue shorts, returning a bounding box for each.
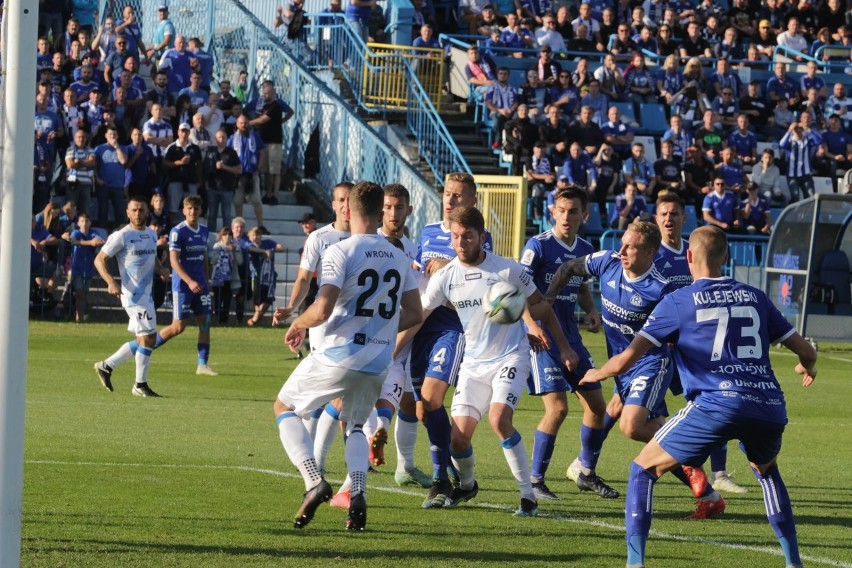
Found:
[656,401,785,467]
[615,355,672,418]
[172,289,212,321]
[669,367,684,396]
[527,342,599,395]
[410,330,464,393]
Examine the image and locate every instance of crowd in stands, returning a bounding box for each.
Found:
[31,3,294,322]
[459,0,852,226]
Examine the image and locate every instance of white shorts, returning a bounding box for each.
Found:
[277,354,384,425]
[379,356,411,409]
[451,350,530,422]
[124,300,157,335]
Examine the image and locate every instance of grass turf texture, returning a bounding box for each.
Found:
[23,321,852,567]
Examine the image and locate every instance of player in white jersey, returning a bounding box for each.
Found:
[94,196,170,397]
[274,182,351,450]
[421,206,578,517]
[274,182,423,531]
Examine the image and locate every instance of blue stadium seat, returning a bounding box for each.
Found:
[584,203,606,236]
[728,240,758,266]
[638,104,668,135]
[613,101,636,123]
[683,205,699,234]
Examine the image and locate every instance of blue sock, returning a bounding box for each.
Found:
[128,340,139,355]
[197,343,210,366]
[325,404,341,420]
[500,430,522,449]
[530,429,556,482]
[710,444,727,472]
[377,406,394,423]
[602,412,618,436]
[424,407,451,481]
[153,333,166,349]
[579,424,605,470]
[398,410,418,424]
[752,464,800,566]
[311,406,324,419]
[625,461,658,566]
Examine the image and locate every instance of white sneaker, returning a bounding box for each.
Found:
[712,472,748,494]
[196,364,219,376]
[566,457,582,482]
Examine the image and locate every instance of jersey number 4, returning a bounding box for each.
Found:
[355,269,401,319]
[696,306,762,362]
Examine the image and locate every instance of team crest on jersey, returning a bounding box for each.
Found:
[630,293,644,307]
[520,249,535,266]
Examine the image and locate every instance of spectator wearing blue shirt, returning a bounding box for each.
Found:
[612,182,649,229]
[126,127,157,202]
[580,79,608,124]
[464,46,497,95]
[178,71,209,114]
[228,114,267,227]
[413,24,441,51]
[103,35,131,86]
[662,114,693,163]
[35,91,64,160]
[766,61,801,108]
[345,0,373,41]
[741,182,772,235]
[561,142,597,191]
[716,147,747,191]
[94,126,128,230]
[708,58,743,99]
[799,60,827,101]
[158,35,193,96]
[624,53,656,109]
[188,38,215,91]
[114,5,147,60]
[779,121,821,201]
[246,226,285,326]
[711,88,740,132]
[66,213,105,322]
[820,113,852,178]
[702,174,742,232]
[500,13,534,56]
[33,137,52,214]
[622,142,656,196]
[485,68,518,149]
[601,105,634,159]
[147,5,176,60]
[726,114,758,166]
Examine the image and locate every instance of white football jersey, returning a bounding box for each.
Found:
[422,252,536,363]
[312,234,418,375]
[100,225,158,307]
[301,222,350,348]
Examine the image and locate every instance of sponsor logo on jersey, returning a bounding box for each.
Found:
[354,333,366,345]
[607,280,616,289]
[448,282,466,290]
[719,380,733,389]
[465,272,481,280]
[452,298,482,309]
[621,284,634,293]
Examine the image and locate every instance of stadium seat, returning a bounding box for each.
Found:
[813,177,836,194]
[613,101,636,124]
[633,135,658,163]
[584,203,606,236]
[638,104,668,135]
[683,205,699,234]
[728,240,758,267]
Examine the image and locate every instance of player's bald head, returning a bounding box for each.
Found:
[689,226,728,267]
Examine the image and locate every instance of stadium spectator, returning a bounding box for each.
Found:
[248,80,294,204]
[189,112,212,154]
[519,70,551,123]
[714,27,746,60]
[229,114,266,227]
[662,114,692,163]
[93,125,128,230]
[535,13,568,53]
[92,108,126,147]
[188,38,214,91]
[622,142,655,196]
[680,21,712,59]
[538,106,568,158]
[125,127,156,203]
[751,148,787,205]
[162,123,203,225]
[146,70,177,119]
[709,58,743,99]
[114,5,146,62]
[726,114,757,166]
[655,23,678,56]
[485,68,518,149]
[460,0,490,34]
[702,174,742,232]
[593,54,626,102]
[711,87,740,132]
[570,105,605,155]
[524,141,555,220]
[246,226,285,326]
[591,143,621,215]
[740,182,772,234]
[464,46,497,94]
[656,54,685,106]
[611,182,649,229]
[55,18,80,58]
[549,70,578,118]
[198,92,225,140]
[204,128,242,234]
[825,82,852,132]
[504,104,538,174]
[568,23,596,53]
[739,80,773,138]
[33,134,52,214]
[653,139,685,200]
[601,105,634,160]
[560,141,596,191]
[501,13,534,57]
[103,34,131,86]
[609,23,638,62]
[143,102,175,174]
[178,71,208,115]
[30,214,61,311]
[211,226,243,325]
[695,109,724,161]
[820,113,852,179]
[65,213,104,322]
[147,5,176,61]
[345,0,373,42]
[779,120,821,202]
[64,129,96,219]
[766,61,801,108]
[474,5,503,37]
[776,16,809,60]
[173,94,194,132]
[579,78,608,124]
[715,147,747,193]
[624,54,656,110]
[159,35,193,97]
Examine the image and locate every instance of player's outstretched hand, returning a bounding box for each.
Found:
[579,368,608,385]
[284,325,306,352]
[272,306,293,326]
[794,363,816,387]
[561,345,579,371]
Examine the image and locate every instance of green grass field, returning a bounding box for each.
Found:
[22,321,852,567]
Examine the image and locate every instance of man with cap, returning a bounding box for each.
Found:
[296,212,319,318]
[162,122,203,226]
[147,5,175,61]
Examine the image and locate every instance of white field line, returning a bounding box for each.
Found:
[27,460,852,568]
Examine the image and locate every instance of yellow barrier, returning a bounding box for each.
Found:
[362,43,444,110]
[471,175,528,261]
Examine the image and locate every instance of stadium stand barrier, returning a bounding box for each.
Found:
[472,175,527,260]
[362,43,444,109]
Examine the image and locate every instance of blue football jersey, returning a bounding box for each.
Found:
[639,277,794,423]
[520,231,594,345]
[654,240,693,289]
[169,222,209,293]
[585,250,673,360]
[416,222,493,335]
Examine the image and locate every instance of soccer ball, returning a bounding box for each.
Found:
[482,280,526,324]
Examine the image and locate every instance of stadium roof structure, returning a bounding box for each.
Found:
[764,194,852,343]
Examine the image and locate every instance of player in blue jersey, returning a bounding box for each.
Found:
[422,206,577,517]
[656,192,747,496]
[406,172,494,509]
[94,196,170,397]
[154,195,218,375]
[520,187,619,501]
[581,225,817,568]
[275,181,423,531]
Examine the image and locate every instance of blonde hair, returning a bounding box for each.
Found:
[663,54,678,73]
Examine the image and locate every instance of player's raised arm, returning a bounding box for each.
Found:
[543,257,589,301]
[781,333,818,387]
[398,288,423,332]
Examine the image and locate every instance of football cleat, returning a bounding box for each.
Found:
[131,383,160,398]
[682,465,709,498]
[422,479,452,509]
[566,458,582,482]
[294,479,333,529]
[395,467,433,488]
[196,364,219,376]
[531,481,561,501]
[369,429,388,467]
[94,361,114,392]
[330,489,351,509]
[346,492,367,531]
[446,481,479,508]
[687,495,726,520]
[513,497,539,517]
[576,472,620,499]
[712,473,748,494]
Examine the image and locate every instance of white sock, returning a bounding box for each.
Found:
[345,427,369,496]
[302,414,319,440]
[134,346,152,384]
[338,474,352,494]
[363,409,379,440]
[277,413,321,490]
[394,414,418,473]
[451,448,476,490]
[105,341,135,369]
[313,408,340,473]
[503,433,534,501]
